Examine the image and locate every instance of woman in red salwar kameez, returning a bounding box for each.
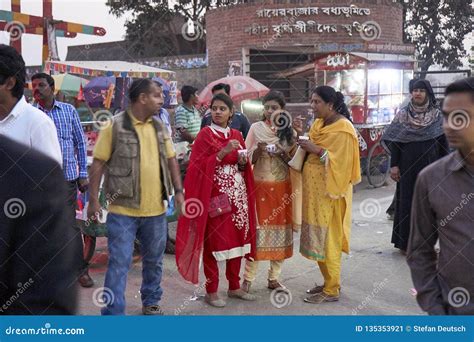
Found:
[176,93,257,307]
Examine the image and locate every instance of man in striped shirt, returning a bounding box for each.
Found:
[174,85,201,143]
[32,73,93,288]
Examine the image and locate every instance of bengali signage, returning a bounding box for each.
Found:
[256,5,371,18]
[245,5,378,38]
[245,21,377,37]
[315,53,368,70]
[367,43,415,54]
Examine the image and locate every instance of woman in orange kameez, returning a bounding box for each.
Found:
[242,91,298,292]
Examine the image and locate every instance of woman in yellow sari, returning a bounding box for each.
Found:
[298,86,361,304]
[242,91,298,292]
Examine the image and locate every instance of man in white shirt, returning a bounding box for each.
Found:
[0,44,62,166]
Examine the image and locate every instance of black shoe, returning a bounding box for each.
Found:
[78,271,94,288]
[142,305,164,315]
[165,239,175,255]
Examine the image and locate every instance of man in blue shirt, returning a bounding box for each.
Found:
[32,73,93,288]
[200,83,251,139]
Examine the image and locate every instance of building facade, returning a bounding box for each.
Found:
[206,0,414,104]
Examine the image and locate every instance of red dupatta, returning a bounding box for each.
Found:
[175,127,256,284]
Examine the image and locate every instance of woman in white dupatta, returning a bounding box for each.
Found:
[242,91,299,292]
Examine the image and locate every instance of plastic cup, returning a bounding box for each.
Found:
[266,144,276,153]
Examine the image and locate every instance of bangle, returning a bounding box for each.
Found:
[317,148,325,157]
[175,189,183,194]
[216,153,223,162]
[319,150,328,163]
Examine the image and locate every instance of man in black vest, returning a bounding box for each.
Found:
[88,79,184,315]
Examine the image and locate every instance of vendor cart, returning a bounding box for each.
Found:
[314,52,415,187]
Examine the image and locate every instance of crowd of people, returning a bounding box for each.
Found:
[0,43,473,316]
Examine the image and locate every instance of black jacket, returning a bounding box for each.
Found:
[0,136,78,315]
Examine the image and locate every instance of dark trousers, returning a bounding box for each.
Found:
[66,179,89,276]
[386,194,396,215]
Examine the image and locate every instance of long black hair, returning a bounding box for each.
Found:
[313,86,351,120]
[262,91,294,145]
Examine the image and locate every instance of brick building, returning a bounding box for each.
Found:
[206,0,414,106]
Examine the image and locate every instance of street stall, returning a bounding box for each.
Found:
[51,73,89,97]
[314,52,415,187]
[44,60,177,162]
[44,61,177,255]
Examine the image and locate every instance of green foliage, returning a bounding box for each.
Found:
[399,0,473,73]
[106,0,237,56]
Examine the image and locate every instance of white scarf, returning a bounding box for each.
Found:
[210,122,231,139]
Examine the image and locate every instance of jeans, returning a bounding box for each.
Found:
[101,213,167,315]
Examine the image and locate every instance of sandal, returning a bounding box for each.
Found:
[227,289,257,301]
[304,293,339,304]
[205,294,226,308]
[241,280,252,293]
[306,284,341,295]
[267,279,286,290]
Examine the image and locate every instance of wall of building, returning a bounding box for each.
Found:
[206,0,406,81]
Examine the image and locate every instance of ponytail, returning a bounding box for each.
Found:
[313,86,352,121]
[334,91,351,120]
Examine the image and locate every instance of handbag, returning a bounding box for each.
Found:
[288,146,308,172]
[208,193,232,218]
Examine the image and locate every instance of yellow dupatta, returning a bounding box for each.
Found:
[300,118,361,261]
[309,118,361,198]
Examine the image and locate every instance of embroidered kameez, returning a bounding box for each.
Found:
[176,125,257,293]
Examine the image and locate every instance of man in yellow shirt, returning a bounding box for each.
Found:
[88,79,184,315]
